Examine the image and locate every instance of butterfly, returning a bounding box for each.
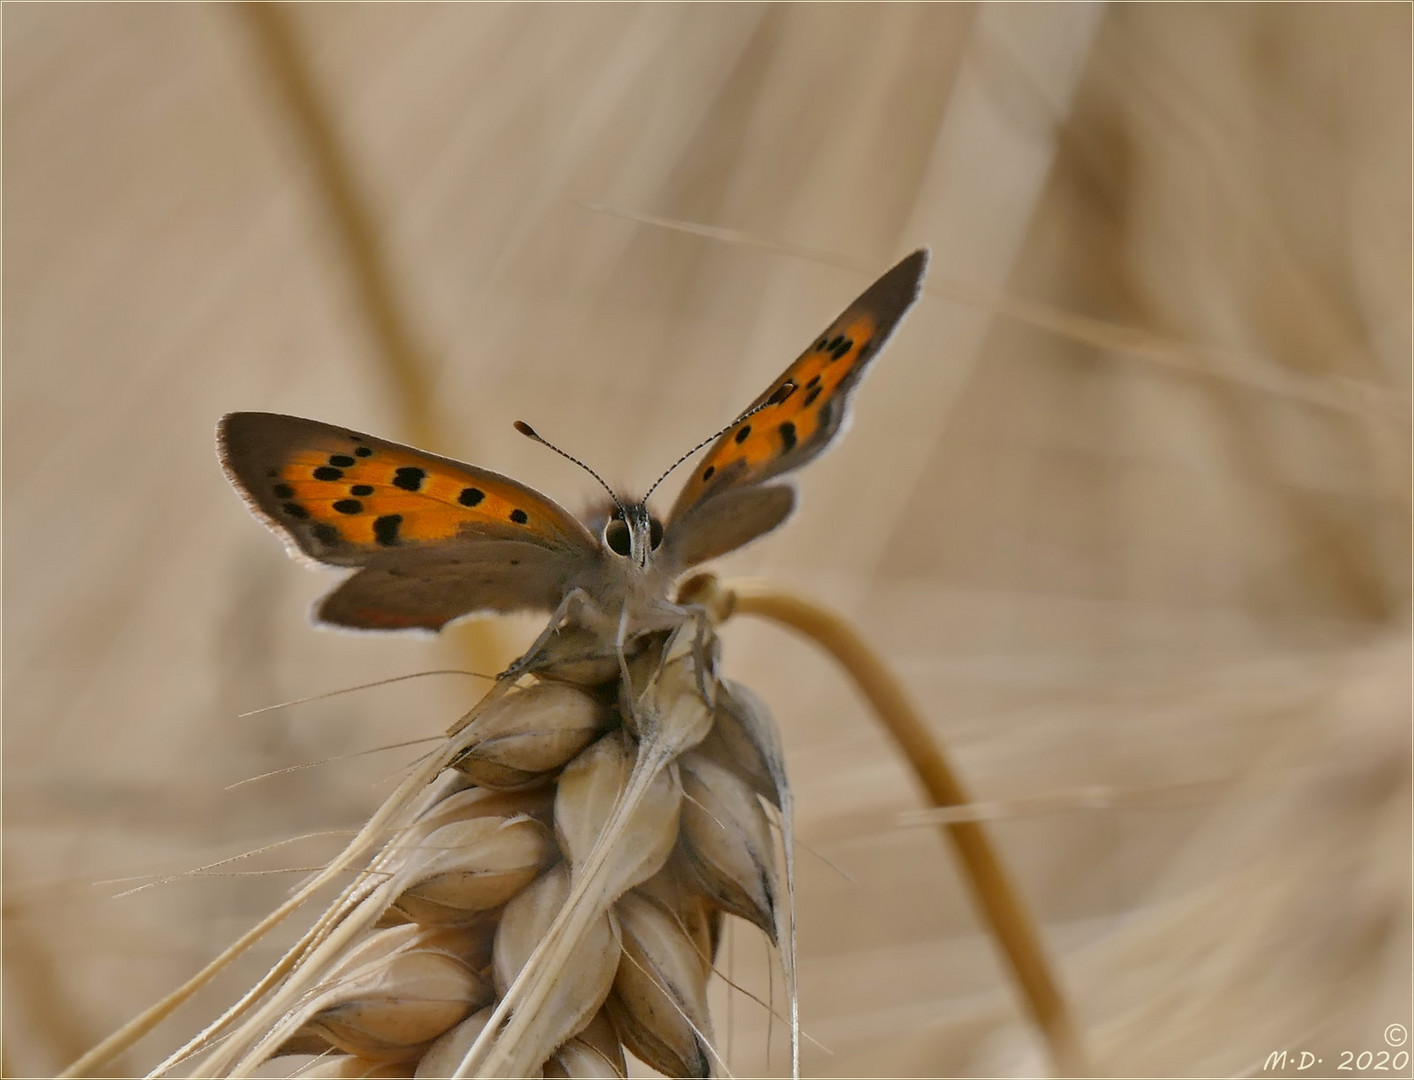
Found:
[219,250,928,650]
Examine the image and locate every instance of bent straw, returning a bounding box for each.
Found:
[697,574,1091,1078]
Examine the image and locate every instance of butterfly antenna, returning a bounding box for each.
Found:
[514,420,626,516]
[643,380,796,501]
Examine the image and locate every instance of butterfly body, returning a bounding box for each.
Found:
[219,250,928,652]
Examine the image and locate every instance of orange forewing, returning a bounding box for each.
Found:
[272,445,561,548]
[666,250,927,523]
[219,413,596,569]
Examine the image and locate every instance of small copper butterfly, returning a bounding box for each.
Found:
[219,250,928,649]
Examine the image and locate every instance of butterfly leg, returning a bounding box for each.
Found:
[499,587,594,679]
[610,602,655,736]
[613,604,635,691]
[689,609,721,705]
[670,599,722,704]
[610,603,701,736]
[640,608,721,721]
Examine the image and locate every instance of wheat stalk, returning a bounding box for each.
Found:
[105,607,791,1079]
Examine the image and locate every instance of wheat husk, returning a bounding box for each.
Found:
[287,924,494,1062]
[604,890,716,1078]
[451,682,611,789]
[544,1009,628,1078]
[677,752,777,936]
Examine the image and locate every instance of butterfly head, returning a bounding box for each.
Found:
[514,421,663,570]
[603,502,664,569]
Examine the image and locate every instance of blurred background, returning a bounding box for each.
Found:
[5,4,1408,1077]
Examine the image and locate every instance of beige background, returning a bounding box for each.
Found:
[5,4,1409,1077]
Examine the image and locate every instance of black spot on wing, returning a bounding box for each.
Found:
[273,483,295,499]
[283,502,308,519]
[702,465,715,482]
[355,446,374,457]
[779,421,797,452]
[329,454,356,468]
[313,523,340,545]
[509,508,529,525]
[393,466,426,492]
[459,487,485,507]
[333,499,363,515]
[314,466,344,481]
[734,424,752,444]
[373,515,403,546]
[350,484,374,496]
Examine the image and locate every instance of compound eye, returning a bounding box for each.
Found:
[605,518,632,557]
[649,517,664,550]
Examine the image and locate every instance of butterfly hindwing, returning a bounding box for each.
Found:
[218,412,599,629]
[661,249,928,566]
[314,543,583,631]
[658,484,796,571]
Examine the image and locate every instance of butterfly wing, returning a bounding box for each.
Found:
[661,249,928,569]
[218,412,599,630]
